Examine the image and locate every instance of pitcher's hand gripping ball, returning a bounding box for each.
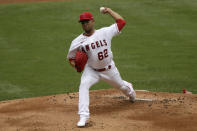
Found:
[100,7,107,14]
[75,50,88,72]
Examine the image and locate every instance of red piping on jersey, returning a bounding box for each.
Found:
[116,19,126,31]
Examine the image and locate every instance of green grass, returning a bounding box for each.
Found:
[0,0,197,101]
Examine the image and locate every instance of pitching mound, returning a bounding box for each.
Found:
[0,89,197,131]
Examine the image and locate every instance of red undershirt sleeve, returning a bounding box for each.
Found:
[116,19,126,31]
[69,58,75,67]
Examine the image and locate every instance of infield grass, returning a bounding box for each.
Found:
[0,0,197,101]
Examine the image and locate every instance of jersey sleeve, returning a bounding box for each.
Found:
[103,23,120,40]
[67,40,80,59]
[67,48,77,59]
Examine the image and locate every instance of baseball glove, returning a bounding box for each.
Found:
[75,50,88,72]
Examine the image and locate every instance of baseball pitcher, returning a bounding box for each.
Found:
[67,7,136,127]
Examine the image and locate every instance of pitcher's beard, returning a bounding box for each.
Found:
[85,29,92,34]
[84,29,95,36]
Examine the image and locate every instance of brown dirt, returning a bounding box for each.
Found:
[0,89,197,131]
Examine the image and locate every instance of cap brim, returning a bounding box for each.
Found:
[79,19,91,22]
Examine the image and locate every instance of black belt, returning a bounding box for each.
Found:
[93,65,112,72]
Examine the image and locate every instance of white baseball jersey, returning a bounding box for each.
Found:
[67,23,120,69]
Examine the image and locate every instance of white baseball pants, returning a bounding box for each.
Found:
[78,61,135,118]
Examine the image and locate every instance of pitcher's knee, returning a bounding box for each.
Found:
[79,80,92,90]
[119,82,135,97]
[120,85,131,97]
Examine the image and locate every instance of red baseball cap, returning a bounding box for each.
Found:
[79,12,94,22]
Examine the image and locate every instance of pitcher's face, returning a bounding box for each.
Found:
[81,20,95,33]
